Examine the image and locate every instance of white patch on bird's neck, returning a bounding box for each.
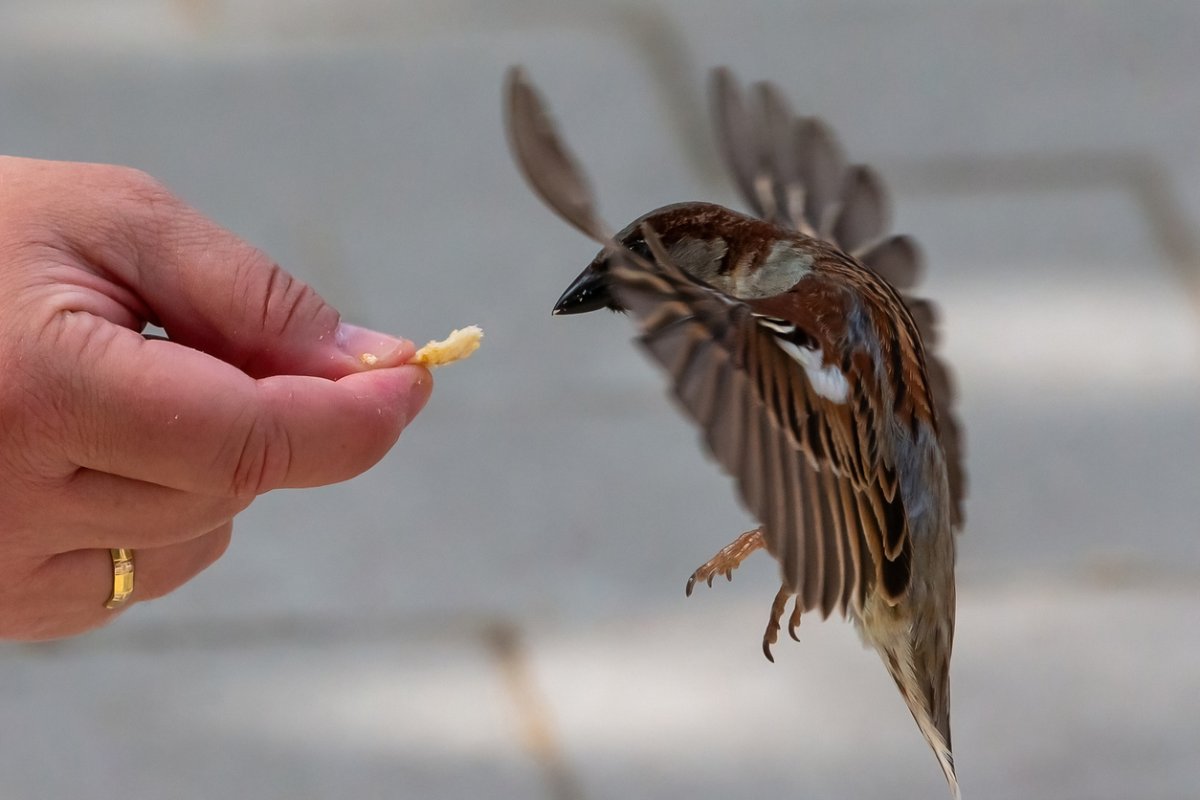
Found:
[775,340,850,403]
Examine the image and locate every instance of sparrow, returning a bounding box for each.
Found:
[505,66,966,797]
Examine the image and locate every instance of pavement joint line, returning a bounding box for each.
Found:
[485,621,588,800]
[4,567,1196,659]
[2,612,588,800]
[5,612,518,655]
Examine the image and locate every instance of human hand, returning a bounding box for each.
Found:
[0,157,432,640]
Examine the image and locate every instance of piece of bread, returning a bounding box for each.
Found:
[410,325,484,367]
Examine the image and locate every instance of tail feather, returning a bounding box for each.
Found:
[879,643,960,799]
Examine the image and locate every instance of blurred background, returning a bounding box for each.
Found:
[1,1,1198,798]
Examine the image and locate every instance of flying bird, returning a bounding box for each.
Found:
[505,65,966,797]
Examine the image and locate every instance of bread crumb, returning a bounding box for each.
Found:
[411,325,484,367]
[359,353,379,366]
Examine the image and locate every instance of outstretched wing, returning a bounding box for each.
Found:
[611,226,913,616]
[710,68,965,529]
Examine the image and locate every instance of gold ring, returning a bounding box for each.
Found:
[105,548,135,609]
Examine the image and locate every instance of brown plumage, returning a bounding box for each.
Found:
[505,65,966,797]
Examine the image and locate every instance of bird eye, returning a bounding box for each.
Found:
[624,237,653,261]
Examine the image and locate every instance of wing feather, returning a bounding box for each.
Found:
[856,235,923,290]
[611,246,908,614]
[708,67,966,533]
[795,117,846,235]
[831,165,889,252]
[709,67,772,221]
[800,460,823,611]
[817,467,847,618]
[504,66,612,242]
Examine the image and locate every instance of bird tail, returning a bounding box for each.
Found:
[878,640,960,799]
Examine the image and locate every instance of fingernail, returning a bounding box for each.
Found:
[336,323,416,367]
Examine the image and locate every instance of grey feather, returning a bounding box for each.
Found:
[504,66,612,243]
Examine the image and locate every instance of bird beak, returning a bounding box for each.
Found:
[552,263,613,315]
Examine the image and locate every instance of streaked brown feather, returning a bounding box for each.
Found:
[819,467,851,616]
[800,461,823,611]
[854,490,888,596]
[708,69,966,534]
[835,474,869,613]
[608,244,914,615]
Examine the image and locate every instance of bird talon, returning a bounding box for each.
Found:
[788,598,803,641]
[761,583,793,662]
[684,529,765,598]
[762,617,781,663]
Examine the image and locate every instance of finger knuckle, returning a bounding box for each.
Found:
[225,410,293,498]
[232,254,333,342]
[111,165,174,205]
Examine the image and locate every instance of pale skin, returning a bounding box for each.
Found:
[0,157,432,640]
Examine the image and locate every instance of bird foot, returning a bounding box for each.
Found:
[685,528,766,596]
[762,583,804,663]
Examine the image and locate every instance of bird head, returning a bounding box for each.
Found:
[552,202,784,315]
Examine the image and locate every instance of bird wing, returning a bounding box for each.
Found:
[505,65,612,242]
[611,226,914,617]
[504,65,913,614]
[710,68,966,529]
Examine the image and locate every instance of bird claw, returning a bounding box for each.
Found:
[761,584,793,663]
[762,636,776,663]
[788,598,803,642]
[683,528,765,597]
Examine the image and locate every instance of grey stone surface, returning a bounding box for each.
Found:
[0,2,1198,799]
[3,633,546,800]
[530,578,1200,800]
